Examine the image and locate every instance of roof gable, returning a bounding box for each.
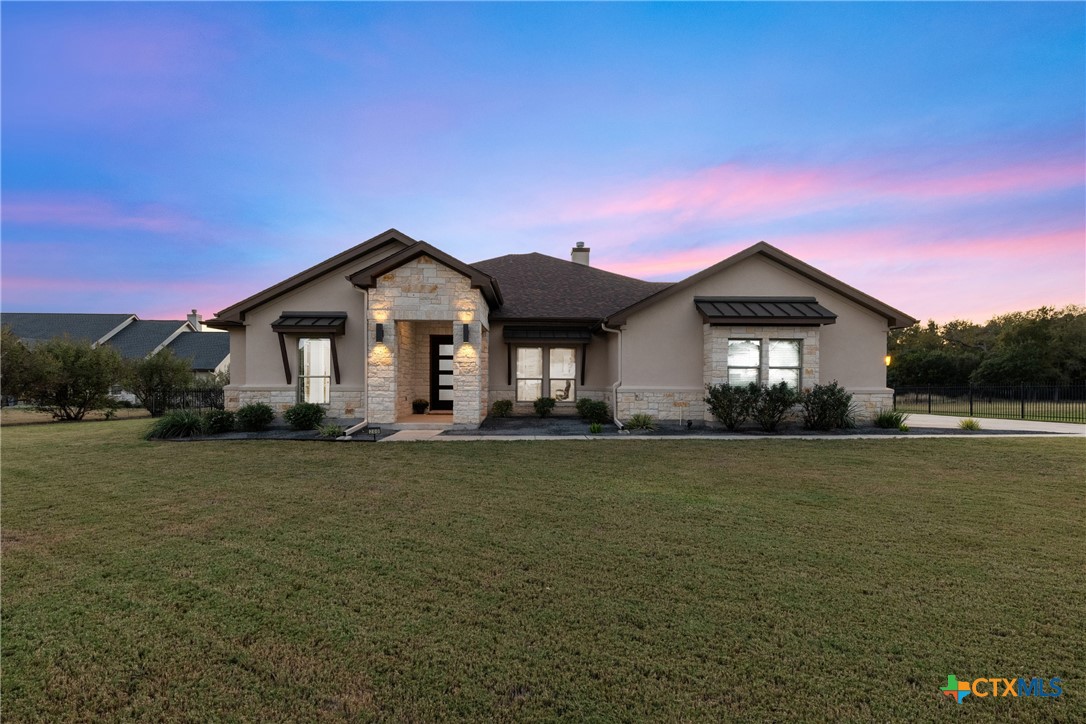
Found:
[472,253,668,320]
[166,331,231,370]
[607,242,917,328]
[211,228,417,325]
[348,242,503,308]
[104,320,194,359]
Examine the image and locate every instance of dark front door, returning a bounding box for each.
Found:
[429,335,454,411]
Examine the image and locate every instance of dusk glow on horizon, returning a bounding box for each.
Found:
[2,3,1083,324]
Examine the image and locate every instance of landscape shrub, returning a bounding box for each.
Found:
[124,349,195,417]
[625,413,658,431]
[533,397,556,418]
[750,382,801,432]
[236,402,276,432]
[874,409,909,430]
[202,409,236,434]
[588,422,603,434]
[317,423,345,438]
[16,337,123,421]
[144,410,205,440]
[704,383,754,430]
[490,399,513,418]
[959,418,982,431]
[575,398,611,424]
[284,402,326,430]
[801,381,855,430]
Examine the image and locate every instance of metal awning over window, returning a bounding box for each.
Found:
[270,312,346,385]
[271,312,347,335]
[694,297,837,326]
[503,326,593,344]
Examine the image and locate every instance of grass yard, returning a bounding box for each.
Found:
[2,421,1084,721]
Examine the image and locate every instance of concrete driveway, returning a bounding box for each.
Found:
[903,413,1085,434]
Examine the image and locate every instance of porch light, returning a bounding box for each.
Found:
[375,323,384,343]
[463,323,470,343]
[885,354,892,367]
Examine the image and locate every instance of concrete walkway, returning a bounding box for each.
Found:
[902,413,1085,434]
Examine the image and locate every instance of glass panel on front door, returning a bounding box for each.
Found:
[430,335,454,411]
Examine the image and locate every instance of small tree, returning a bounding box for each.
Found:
[23,338,123,420]
[125,349,195,416]
[1,326,35,402]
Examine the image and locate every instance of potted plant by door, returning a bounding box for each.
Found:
[412,399,430,414]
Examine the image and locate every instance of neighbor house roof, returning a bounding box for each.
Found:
[165,331,231,371]
[472,253,669,321]
[607,242,917,328]
[1,312,135,346]
[103,320,193,359]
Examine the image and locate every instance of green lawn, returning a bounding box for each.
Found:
[2,421,1084,721]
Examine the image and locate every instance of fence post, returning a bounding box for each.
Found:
[1021,382,1026,419]
[928,387,932,414]
[969,385,973,417]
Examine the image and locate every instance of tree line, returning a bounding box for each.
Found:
[1,327,228,420]
[887,305,1086,387]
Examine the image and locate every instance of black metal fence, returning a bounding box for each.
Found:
[144,388,224,416]
[893,384,1086,423]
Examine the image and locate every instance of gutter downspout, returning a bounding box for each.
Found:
[340,287,370,439]
[600,323,625,430]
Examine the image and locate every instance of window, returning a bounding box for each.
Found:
[515,346,577,401]
[767,339,802,388]
[516,347,542,401]
[727,339,761,386]
[549,348,576,401]
[298,338,331,404]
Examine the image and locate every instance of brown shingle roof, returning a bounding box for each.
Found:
[472,253,669,321]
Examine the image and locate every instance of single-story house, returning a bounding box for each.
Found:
[1,311,231,378]
[207,228,916,427]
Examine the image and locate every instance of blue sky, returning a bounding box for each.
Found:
[2,2,1083,323]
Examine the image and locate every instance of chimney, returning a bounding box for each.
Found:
[571,241,590,266]
[187,309,203,331]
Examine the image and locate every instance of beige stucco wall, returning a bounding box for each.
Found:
[486,321,618,416]
[621,255,893,391]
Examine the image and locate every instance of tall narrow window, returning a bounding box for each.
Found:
[516,347,542,401]
[728,339,761,386]
[549,347,576,401]
[298,338,331,404]
[767,339,802,388]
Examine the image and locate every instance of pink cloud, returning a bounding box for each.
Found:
[2,196,197,233]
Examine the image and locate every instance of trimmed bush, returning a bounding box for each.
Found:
[144,410,205,440]
[625,413,658,431]
[750,382,801,432]
[575,398,611,424]
[704,383,755,430]
[491,399,513,418]
[202,409,236,435]
[284,402,326,430]
[801,381,856,430]
[533,397,556,418]
[874,409,909,430]
[236,402,275,432]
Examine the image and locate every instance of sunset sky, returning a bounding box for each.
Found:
[2,2,1083,324]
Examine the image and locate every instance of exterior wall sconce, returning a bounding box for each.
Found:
[885,354,892,367]
[463,323,470,343]
[375,323,384,343]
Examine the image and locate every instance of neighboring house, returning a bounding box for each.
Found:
[1,311,230,379]
[208,228,916,427]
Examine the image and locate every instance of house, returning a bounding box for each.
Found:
[207,228,916,427]
[1,311,230,378]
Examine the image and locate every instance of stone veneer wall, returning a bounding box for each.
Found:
[616,389,706,422]
[225,386,364,419]
[848,390,894,422]
[366,255,488,425]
